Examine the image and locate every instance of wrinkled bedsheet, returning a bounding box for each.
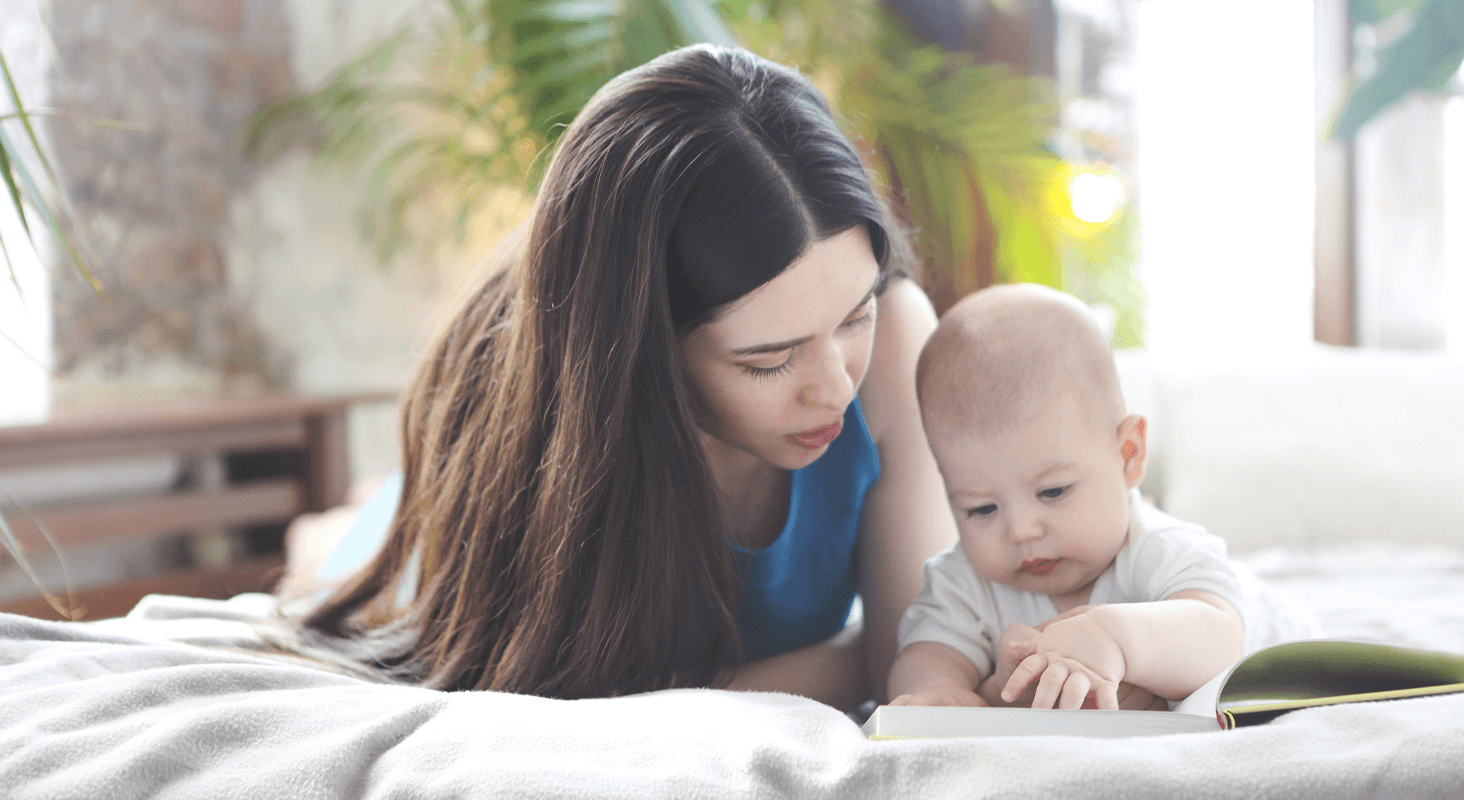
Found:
[2,543,1463,800]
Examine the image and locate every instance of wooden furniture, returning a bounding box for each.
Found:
[0,393,394,620]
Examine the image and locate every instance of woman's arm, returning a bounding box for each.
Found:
[854,278,960,703]
[722,621,869,710]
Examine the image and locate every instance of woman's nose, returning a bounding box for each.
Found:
[797,340,856,409]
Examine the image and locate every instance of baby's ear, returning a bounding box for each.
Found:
[1117,414,1147,489]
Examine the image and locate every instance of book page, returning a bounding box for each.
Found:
[1171,668,1227,717]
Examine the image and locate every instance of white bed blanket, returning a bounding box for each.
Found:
[1,617,1462,799]
[4,544,1464,800]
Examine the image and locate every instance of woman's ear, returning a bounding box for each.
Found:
[1117,413,1147,489]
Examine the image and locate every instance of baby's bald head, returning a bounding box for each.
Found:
[917,284,1125,438]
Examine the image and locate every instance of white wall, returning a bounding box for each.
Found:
[285,0,421,89]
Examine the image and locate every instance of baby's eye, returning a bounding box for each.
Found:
[1038,485,1071,500]
[967,503,998,519]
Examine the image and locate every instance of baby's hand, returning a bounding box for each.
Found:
[993,623,1041,686]
[889,688,988,707]
[1000,612,1126,710]
[978,623,1041,706]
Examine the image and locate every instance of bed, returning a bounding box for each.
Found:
[3,345,1464,799]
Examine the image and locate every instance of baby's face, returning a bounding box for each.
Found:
[929,392,1135,610]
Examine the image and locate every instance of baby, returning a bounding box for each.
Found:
[889,284,1302,710]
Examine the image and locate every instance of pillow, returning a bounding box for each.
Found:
[1156,347,1464,554]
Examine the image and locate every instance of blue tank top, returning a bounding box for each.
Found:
[321,399,881,663]
[735,398,881,661]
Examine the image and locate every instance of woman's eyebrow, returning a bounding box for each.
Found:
[728,276,881,357]
[732,336,811,356]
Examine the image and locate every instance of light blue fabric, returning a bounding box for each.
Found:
[735,398,880,660]
[316,399,880,661]
[318,472,402,581]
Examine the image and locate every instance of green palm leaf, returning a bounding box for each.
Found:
[828,10,1063,296]
[0,489,81,620]
[1332,0,1464,140]
[0,50,100,294]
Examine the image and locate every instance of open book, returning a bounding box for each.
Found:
[862,640,1464,739]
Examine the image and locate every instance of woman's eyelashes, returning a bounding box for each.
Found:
[742,356,793,381]
[842,305,875,330]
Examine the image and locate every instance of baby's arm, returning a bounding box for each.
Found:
[887,642,987,706]
[1002,590,1244,709]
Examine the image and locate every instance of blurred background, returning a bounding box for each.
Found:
[1,0,1461,616]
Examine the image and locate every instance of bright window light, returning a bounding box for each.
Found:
[1136,0,1316,358]
[0,201,51,425]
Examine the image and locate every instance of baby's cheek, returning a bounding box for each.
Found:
[961,534,1009,582]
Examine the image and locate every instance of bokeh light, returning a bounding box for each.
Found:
[1069,170,1125,224]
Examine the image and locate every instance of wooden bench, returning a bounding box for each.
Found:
[0,393,394,620]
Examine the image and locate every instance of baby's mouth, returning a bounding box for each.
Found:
[1020,558,1059,577]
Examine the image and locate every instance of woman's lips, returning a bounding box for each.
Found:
[1021,558,1059,577]
[790,419,843,450]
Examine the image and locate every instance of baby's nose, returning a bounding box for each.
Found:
[1008,514,1046,543]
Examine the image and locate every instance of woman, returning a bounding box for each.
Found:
[290,44,956,709]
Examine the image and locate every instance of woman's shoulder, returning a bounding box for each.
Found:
[859,276,937,444]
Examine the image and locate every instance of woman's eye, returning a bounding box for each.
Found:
[1038,485,1070,500]
[841,305,875,330]
[967,504,997,519]
[742,358,792,382]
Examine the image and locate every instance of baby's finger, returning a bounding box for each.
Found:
[1057,670,1092,710]
[1094,681,1121,711]
[1031,662,1071,710]
[1001,653,1048,703]
[999,628,1039,663]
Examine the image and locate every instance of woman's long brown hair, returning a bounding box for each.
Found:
[290,44,905,698]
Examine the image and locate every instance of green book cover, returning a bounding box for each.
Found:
[1214,640,1464,729]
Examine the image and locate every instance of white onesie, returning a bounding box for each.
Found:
[897,489,1315,678]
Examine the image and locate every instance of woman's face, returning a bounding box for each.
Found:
[678,225,882,472]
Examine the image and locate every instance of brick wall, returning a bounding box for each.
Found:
[46,0,298,396]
